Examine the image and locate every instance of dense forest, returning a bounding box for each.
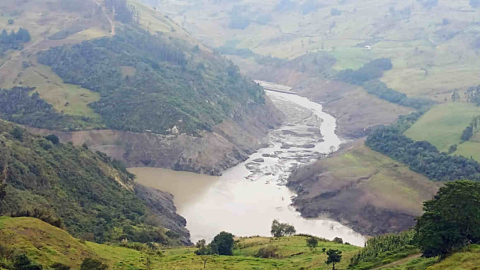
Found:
[336,59,432,109]
[0,28,30,55]
[366,126,480,181]
[0,120,183,245]
[37,27,265,134]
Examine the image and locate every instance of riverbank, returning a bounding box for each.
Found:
[132,88,365,245]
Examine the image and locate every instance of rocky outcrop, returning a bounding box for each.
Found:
[134,183,191,245]
[26,97,284,176]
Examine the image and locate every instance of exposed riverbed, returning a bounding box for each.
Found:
[131,81,365,246]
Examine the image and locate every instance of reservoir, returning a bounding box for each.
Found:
[130,81,365,246]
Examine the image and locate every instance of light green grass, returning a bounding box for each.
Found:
[428,245,480,270]
[320,143,439,215]
[404,103,480,152]
[1,217,361,270]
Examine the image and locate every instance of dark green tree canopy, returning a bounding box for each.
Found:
[271,219,296,237]
[325,249,342,270]
[80,258,108,270]
[415,181,480,258]
[210,231,235,256]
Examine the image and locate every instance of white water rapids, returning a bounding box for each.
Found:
[131,81,365,246]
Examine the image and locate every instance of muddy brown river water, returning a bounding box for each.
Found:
[130,81,365,246]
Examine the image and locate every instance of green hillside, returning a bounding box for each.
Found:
[405,102,480,161]
[0,217,361,270]
[0,0,268,135]
[0,120,186,245]
[1,216,479,270]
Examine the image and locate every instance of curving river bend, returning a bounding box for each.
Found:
[130,81,365,246]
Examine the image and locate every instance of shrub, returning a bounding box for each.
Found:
[45,134,60,145]
[7,19,14,25]
[80,258,108,270]
[255,246,279,258]
[51,263,71,270]
[333,237,343,244]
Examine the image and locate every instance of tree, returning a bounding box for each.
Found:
[333,237,343,244]
[461,126,474,141]
[80,258,108,270]
[51,263,71,270]
[196,239,206,248]
[271,220,296,237]
[325,249,342,270]
[14,255,42,270]
[195,242,213,269]
[0,184,6,202]
[8,19,14,25]
[414,181,480,258]
[306,237,318,251]
[11,127,24,141]
[211,231,234,256]
[452,89,460,102]
[46,134,60,145]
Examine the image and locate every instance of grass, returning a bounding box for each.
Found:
[0,217,362,270]
[318,143,439,216]
[404,102,480,162]
[404,103,480,152]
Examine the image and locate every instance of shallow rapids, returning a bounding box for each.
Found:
[131,81,365,246]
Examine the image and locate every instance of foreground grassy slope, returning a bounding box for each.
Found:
[405,102,480,160]
[0,217,362,270]
[2,217,478,270]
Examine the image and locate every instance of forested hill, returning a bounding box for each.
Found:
[0,120,190,245]
[0,0,272,135]
[37,26,265,134]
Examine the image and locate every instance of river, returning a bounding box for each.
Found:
[130,81,365,246]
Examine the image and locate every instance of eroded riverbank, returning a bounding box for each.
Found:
[132,83,365,246]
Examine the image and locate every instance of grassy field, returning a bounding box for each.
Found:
[315,143,439,216]
[404,103,480,159]
[0,217,362,270]
[2,217,479,270]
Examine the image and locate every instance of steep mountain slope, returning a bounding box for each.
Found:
[0,120,189,244]
[0,0,284,175]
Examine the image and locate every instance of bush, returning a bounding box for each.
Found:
[80,258,108,270]
[14,255,42,270]
[10,208,64,229]
[45,134,60,145]
[7,19,13,25]
[255,246,279,258]
[50,263,70,270]
[333,237,343,244]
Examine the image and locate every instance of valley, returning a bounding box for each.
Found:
[1,0,480,269]
[132,85,365,246]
